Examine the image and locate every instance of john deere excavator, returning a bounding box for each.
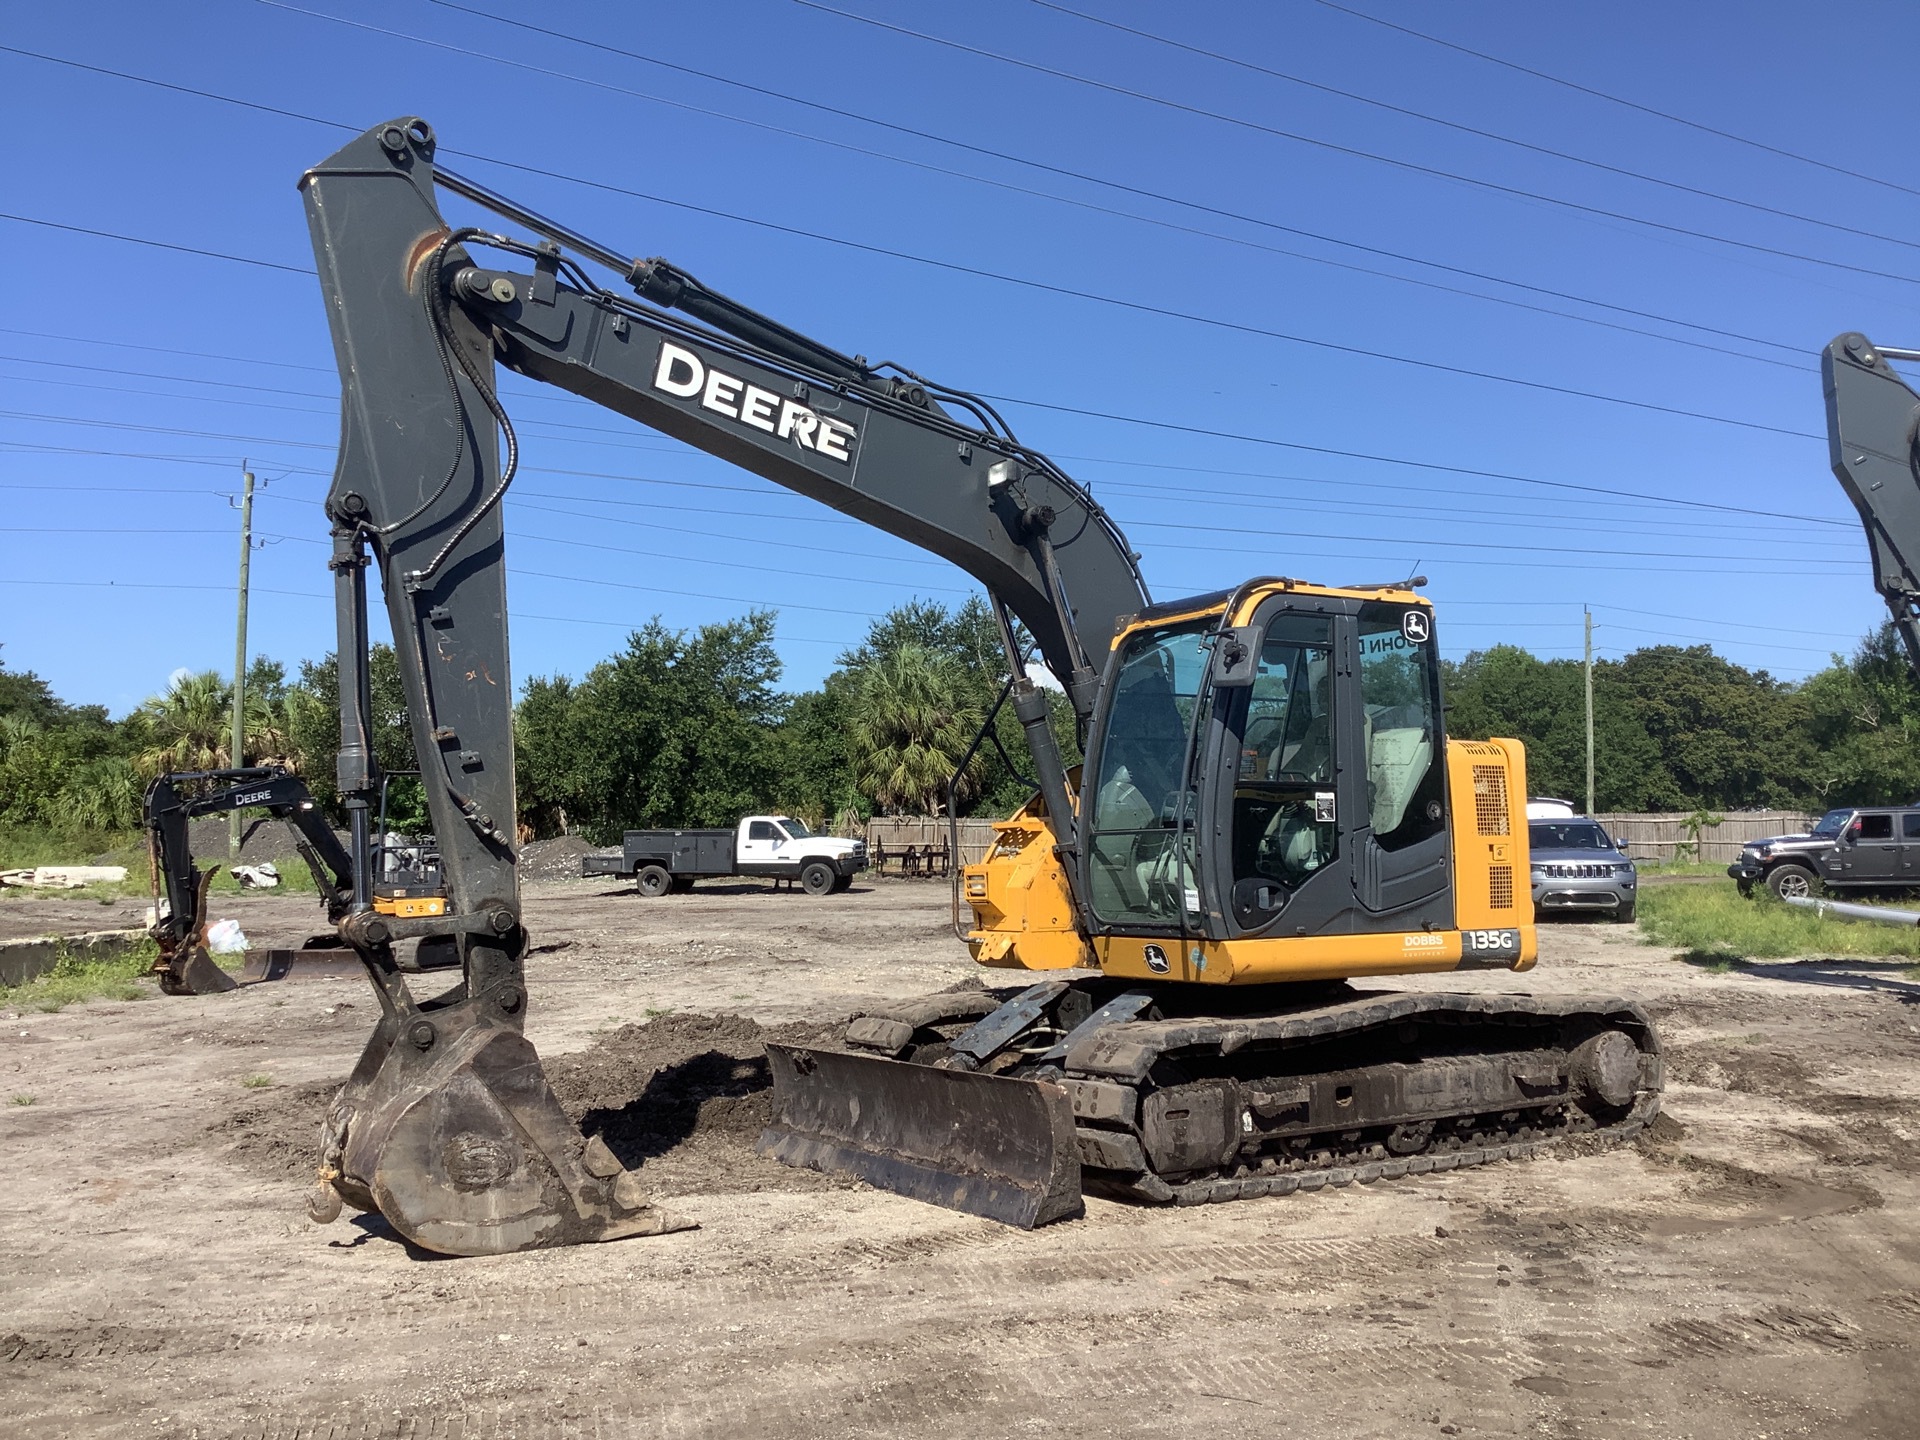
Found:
[298,118,1662,1256]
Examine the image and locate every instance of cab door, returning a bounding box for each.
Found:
[738,819,784,870]
[1204,597,1452,940]
[1838,811,1899,881]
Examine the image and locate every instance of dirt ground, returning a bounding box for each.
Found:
[5,875,1920,1440]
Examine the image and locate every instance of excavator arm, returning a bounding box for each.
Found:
[1823,333,1920,677]
[300,118,1146,1254]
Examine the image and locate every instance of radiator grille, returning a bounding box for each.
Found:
[1471,764,1511,836]
[1489,865,1514,910]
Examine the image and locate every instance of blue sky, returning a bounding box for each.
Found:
[4,0,1915,714]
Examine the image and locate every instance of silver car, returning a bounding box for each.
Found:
[1528,818,1637,922]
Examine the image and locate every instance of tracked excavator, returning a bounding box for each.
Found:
[299,118,1663,1256]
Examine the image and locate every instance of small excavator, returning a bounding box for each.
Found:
[144,766,448,994]
[297,118,1663,1256]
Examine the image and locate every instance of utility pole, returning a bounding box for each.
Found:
[1584,607,1595,817]
[229,463,256,859]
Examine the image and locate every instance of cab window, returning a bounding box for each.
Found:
[1357,602,1445,851]
[1085,623,1208,925]
[1856,813,1893,841]
[1904,814,1920,840]
[748,821,779,841]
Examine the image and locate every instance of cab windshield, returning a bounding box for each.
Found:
[1529,821,1612,852]
[1810,811,1849,839]
[777,817,811,839]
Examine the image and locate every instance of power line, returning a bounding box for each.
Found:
[1030,0,1920,255]
[2,187,1815,441]
[413,1,1807,370]
[978,392,1840,524]
[0,212,309,274]
[1,42,1823,435]
[0,353,1846,543]
[0,395,1850,537]
[1310,0,1920,202]
[0,576,850,645]
[0,326,332,373]
[793,1,1920,288]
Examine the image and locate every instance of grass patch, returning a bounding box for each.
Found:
[0,938,159,1013]
[1633,860,1728,878]
[241,1073,273,1089]
[0,826,140,872]
[10,1094,34,1106]
[1638,883,1920,964]
[0,823,322,904]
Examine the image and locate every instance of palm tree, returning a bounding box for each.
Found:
[133,668,297,777]
[848,645,984,815]
[134,671,236,777]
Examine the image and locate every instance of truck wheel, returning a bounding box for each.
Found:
[830,873,853,893]
[1765,865,1817,901]
[635,864,672,898]
[801,861,836,897]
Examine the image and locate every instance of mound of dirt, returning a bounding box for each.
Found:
[205,1011,855,1198]
[545,1011,853,1196]
[520,835,613,882]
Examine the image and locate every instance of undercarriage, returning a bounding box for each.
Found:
[761,979,1663,1227]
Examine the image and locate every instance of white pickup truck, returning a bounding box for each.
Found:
[582,815,867,897]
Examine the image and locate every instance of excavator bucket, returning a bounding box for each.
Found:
[758,1044,1084,1228]
[316,989,692,1257]
[158,945,239,996]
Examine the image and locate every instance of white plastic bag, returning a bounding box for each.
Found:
[206,918,249,954]
[232,863,281,889]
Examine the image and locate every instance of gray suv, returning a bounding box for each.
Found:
[1529,818,1637,922]
[1729,806,1920,898]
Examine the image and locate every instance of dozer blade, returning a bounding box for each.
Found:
[318,990,693,1257]
[758,1043,1084,1228]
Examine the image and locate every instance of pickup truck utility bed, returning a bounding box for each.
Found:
[583,815,866,896]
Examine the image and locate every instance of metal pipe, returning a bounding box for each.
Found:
[1783,895,1920,927]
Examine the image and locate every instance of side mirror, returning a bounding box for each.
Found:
[1615,839,1628,855]
[1207,626,1259,688]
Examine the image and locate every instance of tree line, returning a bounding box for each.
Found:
[4,612,1915,844]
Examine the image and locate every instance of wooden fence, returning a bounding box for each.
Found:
[1592,811,1816,864]
[863,816,1002,873]
[862,810,1820,871]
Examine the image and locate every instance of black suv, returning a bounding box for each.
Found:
[1729,806,1920,898]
